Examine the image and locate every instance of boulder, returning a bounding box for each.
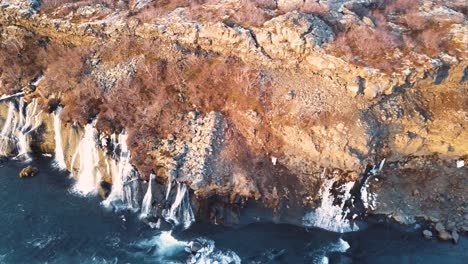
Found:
[422,229,432,239]
[437,230,452,241]
[185,240,205,254]
[19,165,38,177]
[434,222,445,232]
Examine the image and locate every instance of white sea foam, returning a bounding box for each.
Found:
[134,232,241,264]
[312,238,350,264]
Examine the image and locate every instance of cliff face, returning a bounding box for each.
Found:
[0,0,466,232]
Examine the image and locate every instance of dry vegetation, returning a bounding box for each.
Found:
[328,0,465,71]
[0,35,44,95]
[0,30,270,174]
[2,0,465,173]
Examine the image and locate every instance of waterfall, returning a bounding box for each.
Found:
[164,182,195,229]
[140,174,155,219]
[303,169,358,233]
[52,107,67,170]
[0,98,42,160]
[101,132,136,210]
[361,159,385,210]
[16,98,42,160]
[71,123,102,195]
[165,174,172,201]
[123,175,141,210]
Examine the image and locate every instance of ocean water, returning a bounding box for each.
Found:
[0,156,466,264]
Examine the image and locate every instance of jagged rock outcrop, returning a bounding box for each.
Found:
[0,0,466,231]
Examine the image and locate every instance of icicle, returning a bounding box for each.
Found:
[71,123,102,195]
[140,174,155,219]
[53,107,67,170]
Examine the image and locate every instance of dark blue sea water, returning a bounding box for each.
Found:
[0,156,466,263]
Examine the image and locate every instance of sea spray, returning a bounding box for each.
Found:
[312,238,350,264]
[133,232,241,264]
[52,107,67,170]
[71,123,102,195]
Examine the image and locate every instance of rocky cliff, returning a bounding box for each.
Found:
[0,0,466,236]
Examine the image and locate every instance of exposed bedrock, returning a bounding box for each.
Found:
[0,0,466,232]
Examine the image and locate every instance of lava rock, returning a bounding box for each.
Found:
[422,229,433,239]
[19,166,38,178]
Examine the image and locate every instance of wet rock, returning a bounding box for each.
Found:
[185,240,205,254]
[451,230,459,244]
[392,214,404,224]
[437,230,452,241]
[446,221,456,231]
[422,229,433,239]
[19,165,38,177]
[435,222,445,232]
[98,181,112,199]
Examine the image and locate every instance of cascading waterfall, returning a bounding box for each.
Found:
[361,159,385,210]
[303,169,358,233]
[0,98,42,160]
[165,174,172,201]
[1,97,198,231]
[70,123,102,195]
[140,174,155,219]
[123,174,142,210]
[102,133,134,209]
[52,107,67,170]
[16,98,42,160]
[164,181,195,229]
